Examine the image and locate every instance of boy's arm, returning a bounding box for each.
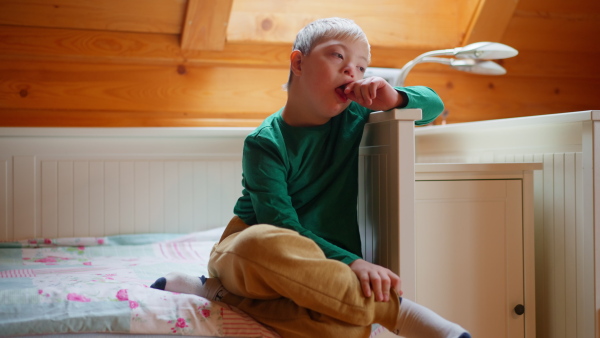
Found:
[395,86,445,125]
[345,76,444,125]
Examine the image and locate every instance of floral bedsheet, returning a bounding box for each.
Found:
[0,228,280,337]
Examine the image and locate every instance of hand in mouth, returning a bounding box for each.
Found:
[335,83,349,102]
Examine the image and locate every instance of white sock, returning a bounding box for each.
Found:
[394,298,470,338]
[151,272,228,301]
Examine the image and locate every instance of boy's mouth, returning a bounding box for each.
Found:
[335,84,349,102]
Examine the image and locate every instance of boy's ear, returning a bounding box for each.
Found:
[290,50,303,76]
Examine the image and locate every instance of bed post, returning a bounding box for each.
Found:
[359,108,422,300]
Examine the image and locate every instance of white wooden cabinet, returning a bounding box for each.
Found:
[412,163,541,338]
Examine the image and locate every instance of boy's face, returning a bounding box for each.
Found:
[294,37,370,121]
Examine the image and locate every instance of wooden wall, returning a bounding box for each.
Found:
[0,0,599,127]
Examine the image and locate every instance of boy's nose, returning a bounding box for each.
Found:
[343,66,355,78]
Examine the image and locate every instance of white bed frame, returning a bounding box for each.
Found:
[414,110,600,338]
[0,108,422,299]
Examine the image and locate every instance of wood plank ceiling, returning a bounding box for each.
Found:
[0,0,599,126]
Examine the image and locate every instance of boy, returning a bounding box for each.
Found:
[152,17,470,338]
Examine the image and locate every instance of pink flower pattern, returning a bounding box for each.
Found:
[67,293,91,302]
[116,289,128,301]
[175,318,188,328]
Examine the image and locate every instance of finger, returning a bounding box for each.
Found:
[369,81,379,101]
[390,274,403,297]
[369,272,382,302]
[380,274,391,302]
[344,83,360,103]
[360,84,373,106]
[359,273,372,298]
[351,83,366,104]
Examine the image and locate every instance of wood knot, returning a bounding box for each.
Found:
[19,89,28,97]
[554,88,560,95]
[488,82,495,89]
[446,81,454,89]
[261,18,273,31]
[177,65,187,75]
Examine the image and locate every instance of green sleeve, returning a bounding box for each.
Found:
[395,86,445,125]
[242,133,362,264]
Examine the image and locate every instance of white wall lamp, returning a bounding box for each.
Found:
[365,42,519,87]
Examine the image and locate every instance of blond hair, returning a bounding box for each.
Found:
[285,17,370,89]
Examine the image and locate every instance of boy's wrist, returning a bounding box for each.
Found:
[394,89,409,109]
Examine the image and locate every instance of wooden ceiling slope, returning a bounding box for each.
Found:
[0,0,599,127]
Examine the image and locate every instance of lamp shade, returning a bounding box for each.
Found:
[450,59,507,75]
[454,42,518,60]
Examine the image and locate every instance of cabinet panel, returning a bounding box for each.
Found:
[415,179,524,338]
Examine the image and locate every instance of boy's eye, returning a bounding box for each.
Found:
[359,67,366,73]
[334,52,343,59]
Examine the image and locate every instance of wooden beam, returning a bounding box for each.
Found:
[181,0,234,51]
[227,0,468,49]
[463,0,520,45]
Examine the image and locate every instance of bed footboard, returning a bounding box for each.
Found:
[359,108,422,299]
[1,127,252,240]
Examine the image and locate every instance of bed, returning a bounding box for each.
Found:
[0,109,420,337]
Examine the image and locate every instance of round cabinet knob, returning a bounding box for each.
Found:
[514,304,525,315]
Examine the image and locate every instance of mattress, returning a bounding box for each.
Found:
[0,227,394,337]
[0,227,279,337]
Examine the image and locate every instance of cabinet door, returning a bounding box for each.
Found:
[415,179,524,338]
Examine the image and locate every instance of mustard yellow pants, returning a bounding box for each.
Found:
[208,216,399,338]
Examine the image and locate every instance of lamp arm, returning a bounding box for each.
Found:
[395,49,454,86]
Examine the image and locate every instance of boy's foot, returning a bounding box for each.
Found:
[150,272,228,301]
[394,298,471,338]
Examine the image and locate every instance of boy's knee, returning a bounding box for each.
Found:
[223,224,323,259]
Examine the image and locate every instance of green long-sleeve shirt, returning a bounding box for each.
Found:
[234,86,444,264]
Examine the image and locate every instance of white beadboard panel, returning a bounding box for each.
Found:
[563,153,577,336]
[41,161,58,239]
[219,161,237,227]
[104,161,120,236]
[0,158,7,241]
[206,162,221,228]
[358,150,392,269]
[553,154,567,337]
[178,161,194,234]
[73,162,90,237]
[119,161,135,235]
[134,161,150,234]
[13,156,36,240]
[359,153,375,264]
[58,161,74,238]
[0,127,252,240]
[192,161,208,231]
[89,161,105,237]
[149,161,165,233]
[530,152,583,338]
[35,158,243,238]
